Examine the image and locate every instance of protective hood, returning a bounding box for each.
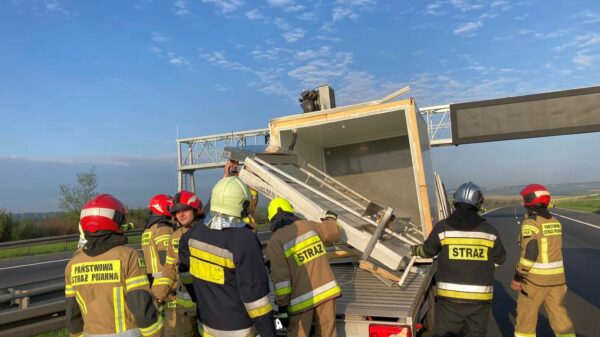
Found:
[269,211,300,233]
[447,202,483,229]
[145,215,172,229]
[526,205,552,219]
[204,212,247,230]
[83,230,128,257]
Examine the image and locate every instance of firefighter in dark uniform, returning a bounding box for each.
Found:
[65,194,163,337]
[512,184,575,337]
[411,182,506,337]
[179,177,276,337]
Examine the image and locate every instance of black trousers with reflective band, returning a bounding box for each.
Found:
[433,298,491,337]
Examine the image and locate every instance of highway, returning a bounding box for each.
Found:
[1,209,599,336]
[486,207,600,337]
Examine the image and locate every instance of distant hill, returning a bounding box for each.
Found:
[11,212,64,220]
[483,182,600,196]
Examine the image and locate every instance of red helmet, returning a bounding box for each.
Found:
[80,194,127,233]
[521,184,551,207]
[171,191,202,214]
[148,194,174,217]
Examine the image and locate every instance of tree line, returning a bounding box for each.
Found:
[0,168,150,243]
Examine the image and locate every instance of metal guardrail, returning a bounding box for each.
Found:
[0,229,144,255]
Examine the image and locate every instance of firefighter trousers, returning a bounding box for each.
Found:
[433,298,491,337]
[176,306,199,337]
[288,299,336,337]
[164,302,176,337]
[515,283,575,337]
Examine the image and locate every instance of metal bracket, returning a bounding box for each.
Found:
[362,207,394,261]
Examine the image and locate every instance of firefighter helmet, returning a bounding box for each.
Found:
[148,194,173,217]
[521,184,550,207]
[80,194,127,233]
[171,190,202,214]
[268,198,295,221]
[454,182,484,208]
[210,177,252,218]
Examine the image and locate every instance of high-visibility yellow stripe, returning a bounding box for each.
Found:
[289,285,341,313]
[153,277,174,287]
[529,266,564,275]
[65,285,75,297]
[150,246,159,274]
[166,301,177,309]
[285,235,322,257]
[522,225,539,234]
[166,255,176,265]
[113,287,126,333]
[154,235,171,243]
[515,332,536,337]
[541,238,548,264]
[519,258,535,267]
[440,238,495,248]
[275,287,292,296]
[247,303,273,318]
[436,289,493,301]
[75,290,87,315]
[139,315,164,336]
[555,334,575,337]
[190,247,235,269]
[125,275,150,291]
[176,297,196,308]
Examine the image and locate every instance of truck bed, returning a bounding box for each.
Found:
[333,263,434,324]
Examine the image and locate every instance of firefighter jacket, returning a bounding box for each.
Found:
[142,217,173,280]
[65,244,163,337]
[414,205,506,302]
[514,212,566,286]
[152,225,196,312]
[179,221,276,337]
[266,213,342,315]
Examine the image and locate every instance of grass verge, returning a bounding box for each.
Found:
[554,195,600,214]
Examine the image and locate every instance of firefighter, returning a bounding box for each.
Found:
[179,177,276,337]
[65,194,163,337]
[411,182,506,337]
[512,184,575,337]
[265,198,342,337]
[152,191,203,337]
[142,194,174,285]
[223,159,259,231]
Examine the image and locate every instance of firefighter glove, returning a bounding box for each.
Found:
[322,210,338,222]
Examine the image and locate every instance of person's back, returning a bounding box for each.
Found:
[142,194,174,284]
[412,182,505,337]
[178,177,275,337]
[65,194,163,337]
[265,199,341,337]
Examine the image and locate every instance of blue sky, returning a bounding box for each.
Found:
[1,0,599,212]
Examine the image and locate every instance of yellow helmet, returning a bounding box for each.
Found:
[210,177,252,218]
[268,197,294,221]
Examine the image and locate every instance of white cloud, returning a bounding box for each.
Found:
[571,10,600,24]
[553,33,600,52]
[168,52,190,65]
[454,21,482,36]
[295,47,331,60]
[273,17,292,30]
[316,35,341,42]
[266,0,292,6]
[336,0,375,5]
[426,1,445,15]
[149,46,163,57]
[450,0,484,11]
[245,8,267,20]
[266,0,304,12]
[282,28,305,42]
[152,32,169,42]
[250,47,290,60]
[287,52,353,87]
[520,29,570,40]
[173,0,191,16]
[199,51,253,72]
[333,7,358,21]
[573,50,600,68]
[297,12,315,21]
[44,0,70,15]
[202,0,244,13]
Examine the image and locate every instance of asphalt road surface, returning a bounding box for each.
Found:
[485,207,600,337]
[1,210,599,336]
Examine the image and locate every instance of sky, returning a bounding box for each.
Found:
[0,0,599,212]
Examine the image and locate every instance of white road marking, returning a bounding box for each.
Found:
[482,207,503,215]
[552,212,600,230]
[0,258,71,271]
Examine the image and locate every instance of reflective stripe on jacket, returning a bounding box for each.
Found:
[266,219,342,314]
[141,222,173,278]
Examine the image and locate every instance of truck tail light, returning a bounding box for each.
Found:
[368,324,412,337]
